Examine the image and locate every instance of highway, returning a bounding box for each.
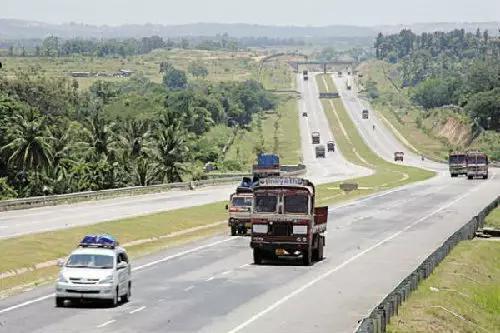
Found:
[0,73,498,333]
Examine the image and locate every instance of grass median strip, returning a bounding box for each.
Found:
[314,73,435,205]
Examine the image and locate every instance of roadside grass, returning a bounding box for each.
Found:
[224,97,301,170]
[386,239,500,333]
[314,74,434,204]
[484,207,500,229]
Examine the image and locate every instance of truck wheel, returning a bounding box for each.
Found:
[230,226,237,236]
[483,175,488,180]
[467,175,473,180]
[317,237,324,261]
[55,297,65,307]
[302,249,312,266]
[253,248,263,265]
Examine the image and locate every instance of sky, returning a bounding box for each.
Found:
[2,0,499,26]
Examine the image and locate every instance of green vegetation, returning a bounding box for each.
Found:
[367,29,500,160]
[314,74,434,205]
[387,239,500,333]
[484,207,500,229]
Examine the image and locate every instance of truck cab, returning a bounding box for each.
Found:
[312,131,320,144]
[362,109,369,119]
[315,145,326,158]
[394,152,404,162]
[466,152,488,179]
[448,152,467,177]
[227,192,253,235]
[250,177,328,266]
[327,141,335,152]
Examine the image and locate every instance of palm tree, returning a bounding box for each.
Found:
[116,119,153,162]
[155,110,189,182]
[1,109,53,173]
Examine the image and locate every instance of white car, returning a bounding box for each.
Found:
[55,235,131,307]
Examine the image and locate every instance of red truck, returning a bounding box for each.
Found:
[250,177,328,266]
[466,151,489,179]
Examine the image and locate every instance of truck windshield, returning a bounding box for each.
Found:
[66,254,114,269]
[469,156,487,164]
[254,195,277,213]
[284,195,309,214]
[449,155,465,164]
[232,196,252,207]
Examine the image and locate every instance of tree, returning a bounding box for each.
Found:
[188,62,209,79]
[465,87,500,130]
[163,67,188,90]
[411,78,456,109]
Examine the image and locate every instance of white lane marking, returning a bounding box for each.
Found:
[227,188,479,333]
[238,264,250,269]
[97,320,116,328]
[132,238,236,272]
[221,270,232,276]
[0,226,8,229]
[206,276,215,282]
[129,306,146,314]
[0,293,55,315]
[184,285,195,292]
[0,238,237,314]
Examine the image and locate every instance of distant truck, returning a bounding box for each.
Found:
[250,177,328,265]
[362,109,369,119]
[394,152,404,162]
[327,141,335,152]
[227,191,253,236]
[252,153,280,181]
[338,71,343,77]
[312,131,320,144]
[448,152,467,177]
[346,77,352,90]
[303,70,309,81]
[466,152,488,180]
[315,145,326,158]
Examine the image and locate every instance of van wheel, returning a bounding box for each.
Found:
[122,282,131,303]
[55,297,65,307]
[302,249,312,266]
[109,288,119,307]
[253,248,263,265]
[230,226,237,236]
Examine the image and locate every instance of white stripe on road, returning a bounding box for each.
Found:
[227,188,480,333]
[97,320,116,328]
[129,305,146,314]
[0,293,55,315]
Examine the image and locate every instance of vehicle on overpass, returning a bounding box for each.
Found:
[303,69,309,81]
[394,152,404,162]
[362,109,369,119]
[227,191,253,235]
[315,145,326,158]
[327,141,335,152]
[312,131,320,144]
[448,152,467,177]
[346,77,352,90]
[302,111,308,117]
[55,235,131,308]
[466,151,488,179]
[250,177,328,265]
[252,153,280,181]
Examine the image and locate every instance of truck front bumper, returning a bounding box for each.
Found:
[251,240,310,255]
[228,218,251,228]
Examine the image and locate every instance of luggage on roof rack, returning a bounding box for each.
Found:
[79,235,118,249]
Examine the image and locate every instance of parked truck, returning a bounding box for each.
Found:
[303,70,309,81]
[227,190,253,236]
[448,152,467,177]
[250,177,328,265]
[466,151,488,179]
[312,131,320,144]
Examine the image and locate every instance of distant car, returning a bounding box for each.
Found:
[327,141,335,152]
[55,235,131,308]
[362,110,369,119]
[302,112,308,117]
[394,152,404,162]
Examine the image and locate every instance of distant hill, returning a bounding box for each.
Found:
[0,19,498,39]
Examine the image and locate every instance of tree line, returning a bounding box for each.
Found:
[373,29,500,131]
[0,65,276,199]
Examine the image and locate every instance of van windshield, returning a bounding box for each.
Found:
[232,196,252,207]
[66,254,114,269]
[254,195,278,213]
[284,195,309,214]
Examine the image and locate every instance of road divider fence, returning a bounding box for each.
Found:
[0,165,306,212]
[355,195,500,333]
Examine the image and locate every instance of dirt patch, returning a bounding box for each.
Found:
[435,117,472,147]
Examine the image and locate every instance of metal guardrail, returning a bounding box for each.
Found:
[0,165,307,212]
[355,195,500,333]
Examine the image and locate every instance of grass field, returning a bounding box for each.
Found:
[387,239,500,333]
[484,207,500,229]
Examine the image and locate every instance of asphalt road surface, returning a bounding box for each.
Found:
[0,73,497,333]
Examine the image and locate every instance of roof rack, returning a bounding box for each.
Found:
[79,235,119,249]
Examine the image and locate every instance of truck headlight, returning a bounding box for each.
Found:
[293,225,308,235]
[252,224,268,234]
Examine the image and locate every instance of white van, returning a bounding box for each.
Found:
[55,235,131,307]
